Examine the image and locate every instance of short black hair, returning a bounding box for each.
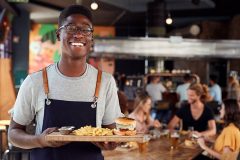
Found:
[58,5,92,26]
[183,73,191,81]
[209,74,217,83]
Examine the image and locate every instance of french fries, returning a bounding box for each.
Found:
[73,126,113,136]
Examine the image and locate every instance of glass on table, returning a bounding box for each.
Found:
[137,141,148,153]
[170,131,180,149]
[188,126,194,139]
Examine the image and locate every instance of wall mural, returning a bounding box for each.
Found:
[29,24,115,73]
[29,24,60,73]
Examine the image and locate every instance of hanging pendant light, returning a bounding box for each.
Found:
[166,13,172,25]
[91,1,98,10]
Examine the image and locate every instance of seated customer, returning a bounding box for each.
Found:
[128,92,161,133]
[168,83,216,137]
[196,99,240,160]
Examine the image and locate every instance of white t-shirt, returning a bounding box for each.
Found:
[176,83,191,102]
[12,63,123,134]
[146,83,166,102]
[209,84,222,103]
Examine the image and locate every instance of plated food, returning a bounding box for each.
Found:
[183,139,198,148]
[73,126,113,136]
[113,117,137,136]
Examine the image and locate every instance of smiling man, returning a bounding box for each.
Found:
[8,5,122,160]
[168,83,216,137]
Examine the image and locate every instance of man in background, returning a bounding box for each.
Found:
[176,73,191,106]
[209,75,222,104]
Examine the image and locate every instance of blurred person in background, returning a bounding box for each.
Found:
[146,76,167,119]
[227,75,240,100]
[196,99,240,160]
[201,84,213,104]
[191,74,201,84]
[146,76,167,105]
[168,83,216,137]
[128,92,161,134]
[176,73,191,108]
[209,75,222,104]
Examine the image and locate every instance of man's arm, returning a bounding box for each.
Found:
[200,120,216,137]
[8,119,67,149]
[168,115,180,131]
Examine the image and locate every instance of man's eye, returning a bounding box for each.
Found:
[68,26,77,31]
[82,29,91,32]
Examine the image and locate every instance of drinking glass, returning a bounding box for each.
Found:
[170,131,180,149]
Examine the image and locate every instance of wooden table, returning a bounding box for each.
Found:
[0,120,10,126]
[103,137,202,160]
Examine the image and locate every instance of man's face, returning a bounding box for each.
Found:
[57,14,93,60]
[187,89,200,104]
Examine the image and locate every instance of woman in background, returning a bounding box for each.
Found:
[128,92,161,133]
[201,84,213,103]
[196,99,240,160]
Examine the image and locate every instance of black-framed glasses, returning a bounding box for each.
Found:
[58,24,93,36]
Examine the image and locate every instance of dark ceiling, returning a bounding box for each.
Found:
[1,0,240,37]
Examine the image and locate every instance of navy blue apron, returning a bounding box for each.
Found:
[30,67,103,160]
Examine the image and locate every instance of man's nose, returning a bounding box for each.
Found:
[73,31,85,38]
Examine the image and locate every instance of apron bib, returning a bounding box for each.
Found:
[30,67,103,160]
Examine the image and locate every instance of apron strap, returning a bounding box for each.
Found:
[42,67,49,94]
[42,67,51,105]
[94,70,102,99]
[91,70,102,108]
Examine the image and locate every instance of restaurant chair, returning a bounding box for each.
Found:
[2,121,35,160]
[205,101,221,115]
[2,146,30,160]
[155,100,172,123]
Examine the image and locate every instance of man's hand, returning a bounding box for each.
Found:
[37,127,69,148]
[92,123,118,150]
[92,142,118,150]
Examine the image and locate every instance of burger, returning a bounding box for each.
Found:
[114,117,137,136]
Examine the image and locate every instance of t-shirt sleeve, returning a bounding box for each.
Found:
[102,76,124,125]
[176,106,185,119]
[220,127,240,152]
[12,75,35,126]
[209,88,216,99]
[204,106,215,121]
[159,83,167,92]
[176,86,180,94]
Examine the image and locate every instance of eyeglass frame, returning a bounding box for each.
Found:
[57,23,94,36]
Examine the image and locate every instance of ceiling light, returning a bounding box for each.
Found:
[91,2,98,10]
[189,24,201,36]
[166,13,172,25]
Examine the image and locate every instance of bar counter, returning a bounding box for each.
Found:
[103,137,202,160]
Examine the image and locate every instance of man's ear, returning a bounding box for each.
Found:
[56,30,60,41]
[91,36,94,46]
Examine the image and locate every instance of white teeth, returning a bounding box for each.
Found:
[71,42,84,46]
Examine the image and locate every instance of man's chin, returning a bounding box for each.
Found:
[189,100,197,105]
[70,52,88,59]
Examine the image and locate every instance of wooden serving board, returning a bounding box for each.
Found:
[45,132,148,143]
